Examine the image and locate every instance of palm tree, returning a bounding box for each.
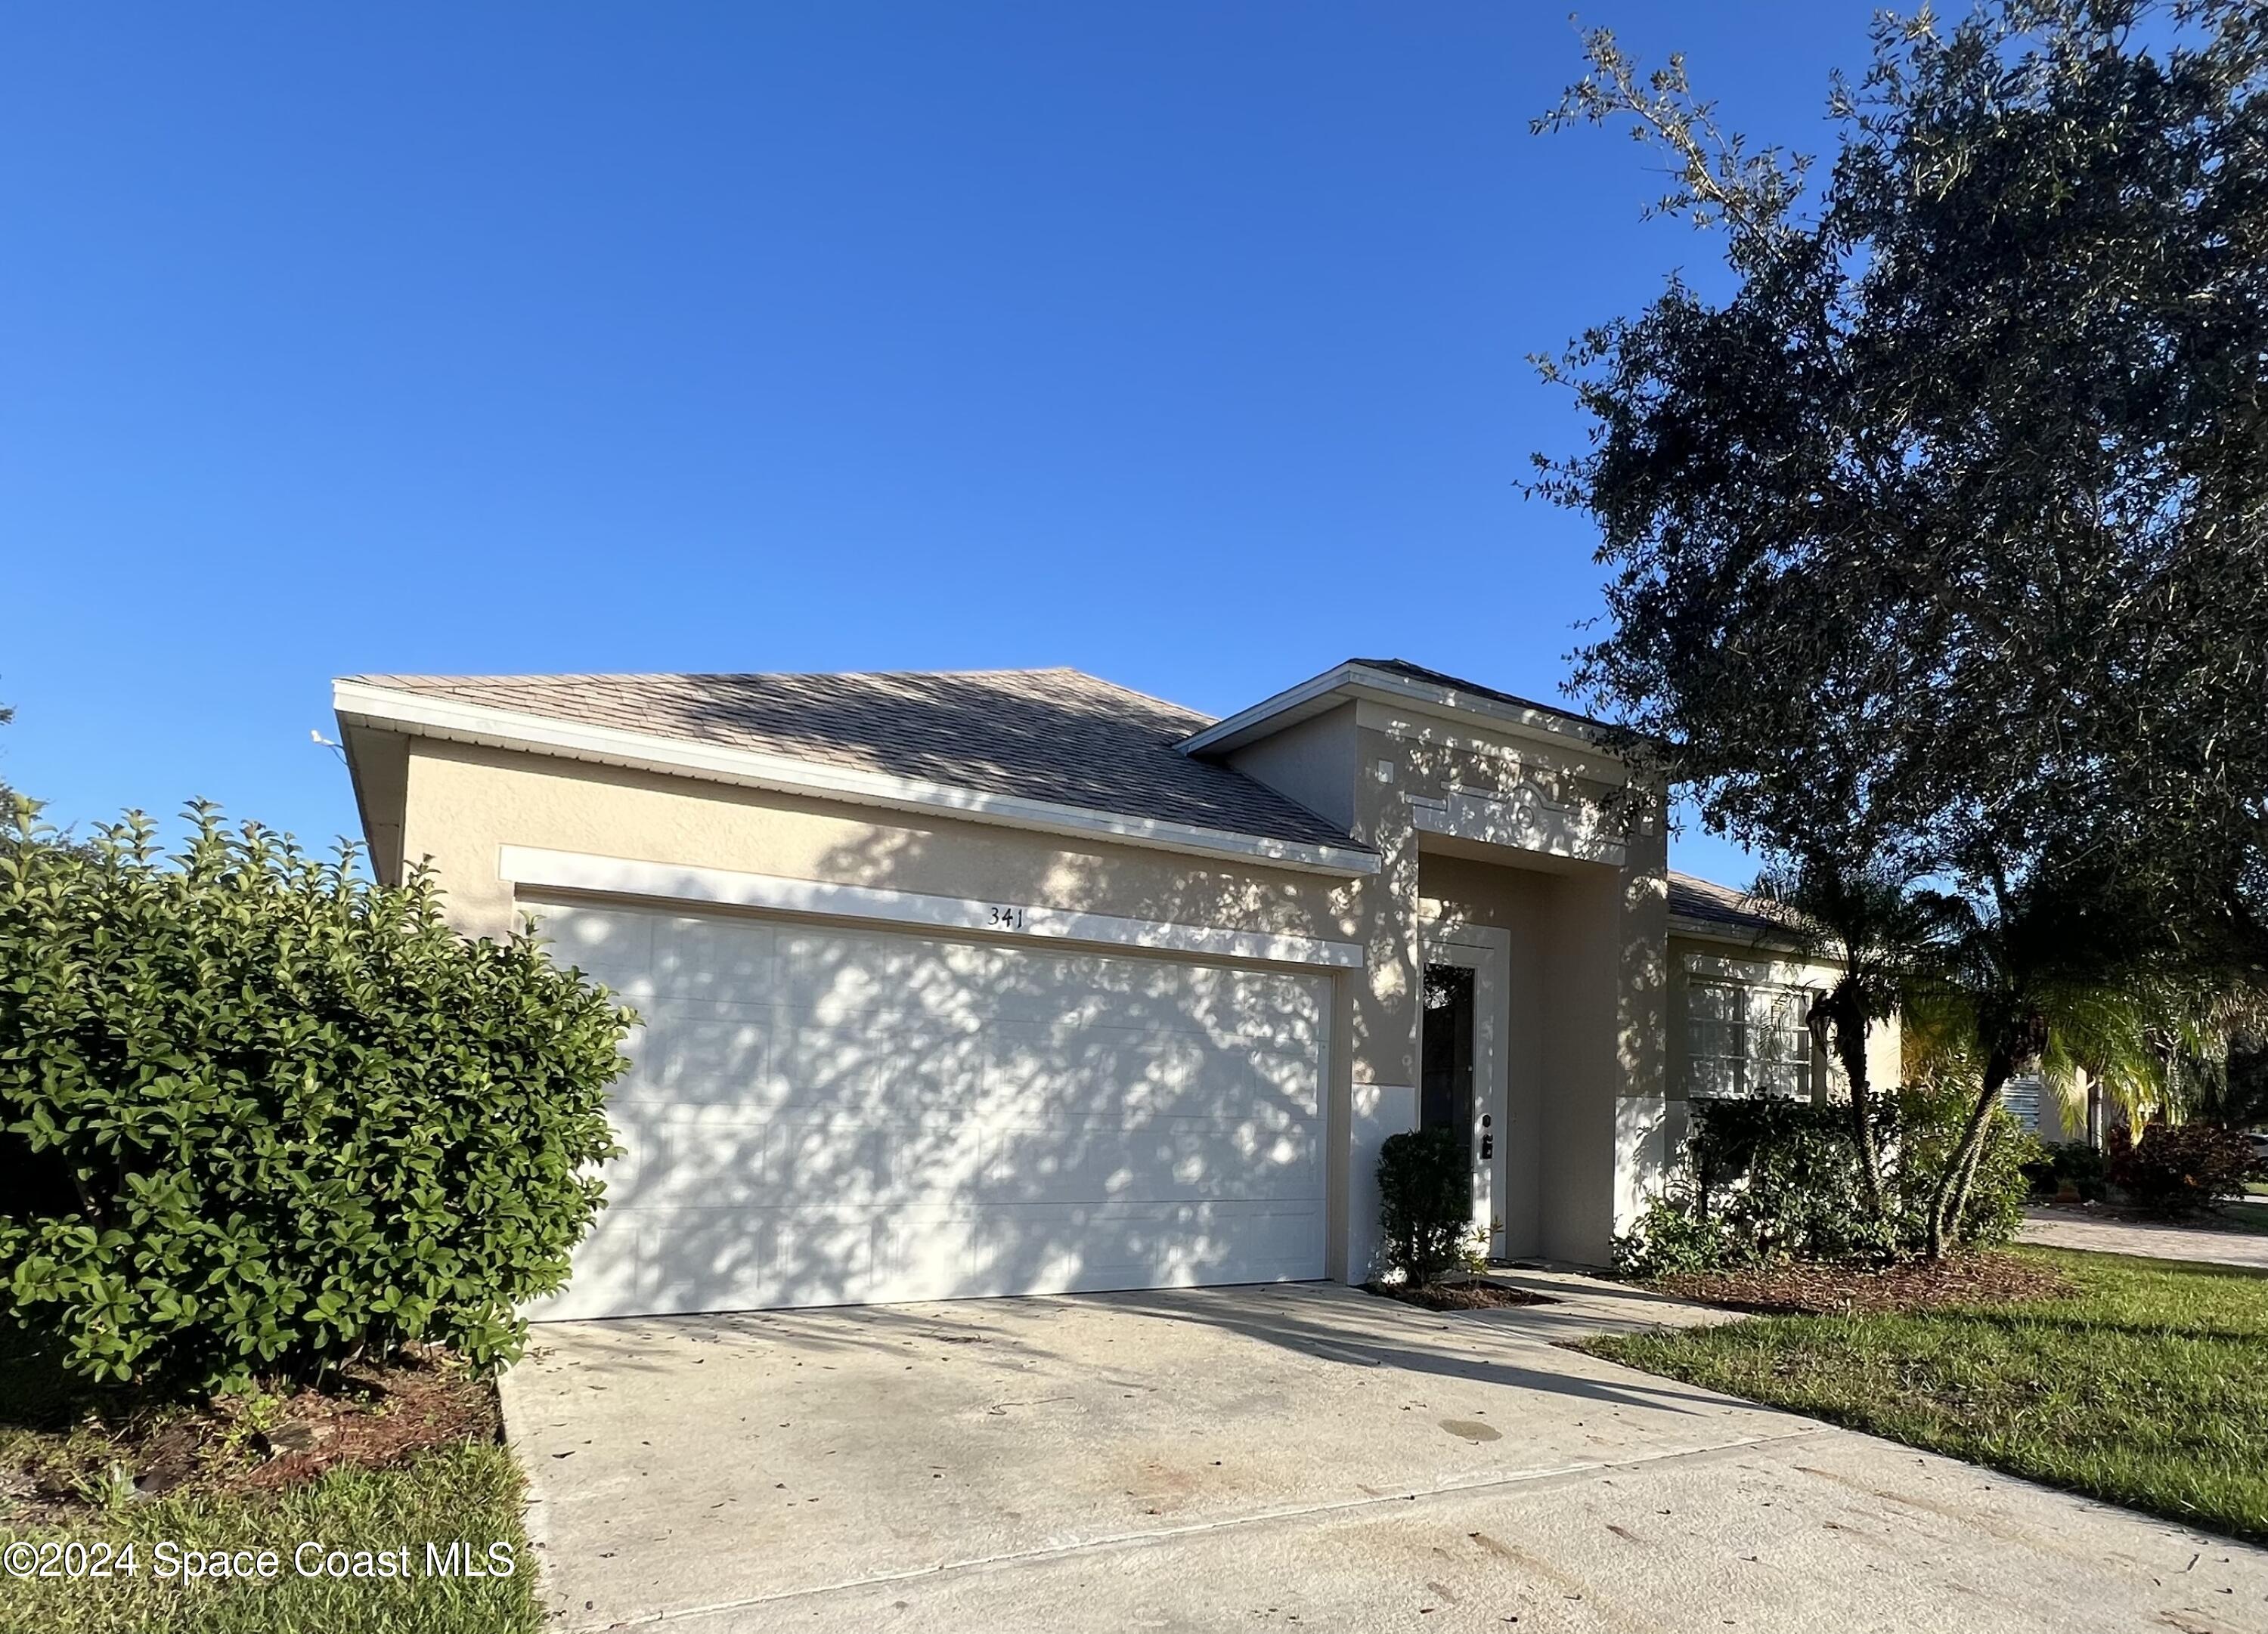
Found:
[1904,856,2268,1257]
[1752,854,1936,1222]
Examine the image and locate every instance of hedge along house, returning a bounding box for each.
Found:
[1664,871,1903,1151]
[336,658,1886,1323]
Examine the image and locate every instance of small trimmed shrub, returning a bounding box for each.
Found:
[1614,1179,1739,1278]
[0,802,633,1390]
[2105,1121,2257,1217]
[1376,1126,1480,1286]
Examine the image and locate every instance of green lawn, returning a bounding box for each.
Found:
[0,1336,540,1634]
[1587,1249,2268,1545]
[0,1444,539,1634]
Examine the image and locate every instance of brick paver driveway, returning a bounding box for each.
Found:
[2019,1205,2268,1270]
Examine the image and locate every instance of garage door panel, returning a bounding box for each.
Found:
[646,1211,804,1317]
[1164,967,1326,1044]
[531,901,1330,1319]
[615,1118,861,1211]
[541,903,659,997]
[770,1018,987,1113]
[984,1026,1318,1124]
[984,1024,1201,1116]
[531,1212,643,1320]
[533,1199,1332,1319]
[649,918,776,1003]
[871,1200,1328,1303]
[779,930,1016,1022]
[976,1119,1319,1204]
[623,1003,776,1103]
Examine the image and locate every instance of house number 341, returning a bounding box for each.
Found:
[986,905,1029,931]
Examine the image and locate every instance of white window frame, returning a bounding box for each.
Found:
[1685,976,1818,1101]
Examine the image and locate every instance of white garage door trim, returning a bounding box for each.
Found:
[498,845,1366,970]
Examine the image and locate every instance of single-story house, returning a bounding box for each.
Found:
[334,658,1893,1322]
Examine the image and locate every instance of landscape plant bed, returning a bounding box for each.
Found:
[1,1331,538,1634]
[1366,1279,1556,1312]
[2,1335,500,1524]
[1647,1249,2075,1317]
[1588,1249,2268,1546]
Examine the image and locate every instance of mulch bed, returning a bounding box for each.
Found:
[1647,1250,2077,1317]
[4,1348,500,1521]
[228,1353,500,1495]
[1365,1279,1557,1312]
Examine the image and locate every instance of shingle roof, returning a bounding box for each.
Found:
[347,667,1369,855]
[1667,870,1797,941]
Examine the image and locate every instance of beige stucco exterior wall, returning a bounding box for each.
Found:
[1415,850,1672,1263]
[397,738,1362,945]
[1414,853,1551,1255]
[1223,703,1359,835]
[1359,707,1669,1267]
[363,696,1673,1280]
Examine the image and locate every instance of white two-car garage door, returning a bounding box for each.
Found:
[527,899,1330,1320]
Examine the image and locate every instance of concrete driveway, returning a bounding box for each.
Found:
[502,1276,2268,1633]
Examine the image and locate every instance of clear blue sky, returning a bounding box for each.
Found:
[2,4,1879,885]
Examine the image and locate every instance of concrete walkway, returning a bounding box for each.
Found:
[2019,1206,2268,1270]
[502,1277,2268,1633]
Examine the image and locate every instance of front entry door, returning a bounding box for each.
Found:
[1419,922,1507,1260]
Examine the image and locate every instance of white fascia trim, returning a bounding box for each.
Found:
[1178,663,1608,761]
[1668,914,1811,957]
[333,680,1377,879]
[1176,666,1366,757]
[500,845,1368,970]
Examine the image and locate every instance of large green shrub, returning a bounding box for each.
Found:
[1889,1084,2039,1250]
[0,802,632,1389]
[1616,1099,1896,1277]
[1375,1126,1479,1286]
[2105,1122,2258,1218]
[1616,1088,2037,1277]
[2021,1140,2108,1202]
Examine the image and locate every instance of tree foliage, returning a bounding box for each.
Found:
[1538,0,2268,1252]
[1750,855,1938,1218]
[1540,1,2268,948]
[0,800,633,1390]
[0,701,17,822]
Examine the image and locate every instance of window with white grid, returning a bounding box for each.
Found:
[1686,979,1815,1100]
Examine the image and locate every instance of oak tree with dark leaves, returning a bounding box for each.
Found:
[1538,0,2268,1253]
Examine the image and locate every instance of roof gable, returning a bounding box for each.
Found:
[1176,658,1617,766]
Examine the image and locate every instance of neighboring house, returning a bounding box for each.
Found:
[2000,1071,2093,1145]
[334,658,1876,1322]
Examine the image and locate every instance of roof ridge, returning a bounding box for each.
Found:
[346,665,1097,686]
